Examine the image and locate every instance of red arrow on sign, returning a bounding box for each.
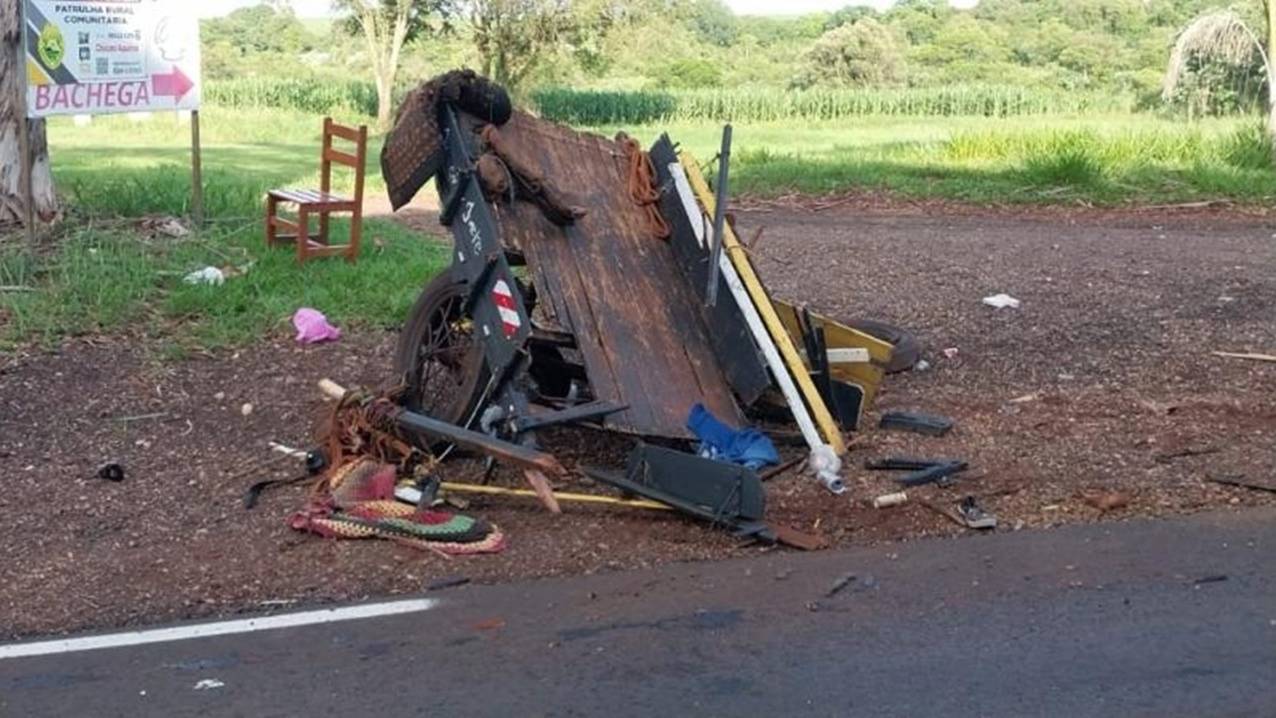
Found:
[151,66,194,101]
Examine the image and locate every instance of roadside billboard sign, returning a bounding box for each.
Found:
[21,0,201,118]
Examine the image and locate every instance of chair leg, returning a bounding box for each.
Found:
[319,211,331,247]
[346,210,362,264]
[265,196,278,247]
[297,208,310,264]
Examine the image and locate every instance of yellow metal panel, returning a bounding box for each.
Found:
[772,301,891,408]
[680,151,846,455]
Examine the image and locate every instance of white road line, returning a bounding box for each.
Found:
[0,598,441,660]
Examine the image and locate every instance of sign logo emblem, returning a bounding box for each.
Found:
[37,22,64,69]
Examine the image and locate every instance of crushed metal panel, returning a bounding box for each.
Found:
[489,112,744,437]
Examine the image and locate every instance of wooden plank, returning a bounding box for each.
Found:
[323,147,361,168]
[327,122,363,143]
[681,152,847,455]
[488,113,743,437]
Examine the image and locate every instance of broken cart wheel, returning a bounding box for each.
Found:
[395,271,491,429]
[849,319,922,374]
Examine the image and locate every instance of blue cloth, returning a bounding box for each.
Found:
[686,403,780,472]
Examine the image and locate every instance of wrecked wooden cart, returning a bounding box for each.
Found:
[350,71,895,546]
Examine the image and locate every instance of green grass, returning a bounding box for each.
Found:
[3,104,1273,350]
[608,114,1276,204]
[1,107,445,351]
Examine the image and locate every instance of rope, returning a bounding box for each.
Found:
[617,133,671,241]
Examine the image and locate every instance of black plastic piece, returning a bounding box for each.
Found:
[865,456,968,488]
[879,411,954,437]
[584,444,769,540]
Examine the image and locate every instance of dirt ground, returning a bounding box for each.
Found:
[3,205,1275,640]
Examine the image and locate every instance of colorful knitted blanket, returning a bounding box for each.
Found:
[290,460,505,556]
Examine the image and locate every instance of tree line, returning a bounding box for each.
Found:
[200,0,1275,127]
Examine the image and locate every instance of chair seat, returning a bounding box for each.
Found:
[268,188,354,207]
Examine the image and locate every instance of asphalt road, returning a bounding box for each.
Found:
[3,509,1274,717]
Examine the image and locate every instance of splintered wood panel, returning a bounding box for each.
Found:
[491,112,743,437]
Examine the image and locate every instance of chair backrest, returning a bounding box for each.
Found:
[321,117,368,202]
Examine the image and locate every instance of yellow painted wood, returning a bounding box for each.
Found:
[772,301,890,408]
[680,152,846,455]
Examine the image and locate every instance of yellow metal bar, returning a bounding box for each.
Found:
[440,482,672,512]
[679,152,846,455]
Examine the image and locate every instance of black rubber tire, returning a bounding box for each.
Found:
[850,319,922,374]
[394,271,490,427]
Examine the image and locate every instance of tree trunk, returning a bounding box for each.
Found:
[1268,0,1276,149]
[375,73,393,131]
[1,0,57,227]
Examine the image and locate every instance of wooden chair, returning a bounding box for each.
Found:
[266,117,368,263]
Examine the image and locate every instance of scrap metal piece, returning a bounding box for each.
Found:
[510,401,629,435]
[879,411,955,437]
[706,124,732,307]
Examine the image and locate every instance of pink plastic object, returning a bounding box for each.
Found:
[293,308,342,344]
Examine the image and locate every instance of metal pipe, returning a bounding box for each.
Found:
[705,124,733,307]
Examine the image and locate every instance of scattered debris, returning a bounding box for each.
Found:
[1155,445,1221,463]
[292,308,342,344]
[97,463,125,482]
[140,216,190,239]
[426,576,472,592]
[872,492,909,509]
[1207,475,1276,494]
[1009,392,1043,404]
[866,457,969,487]
[1081,490,1131,512]
[110,412,169,423]
[982,293,1022,310]
[473,617,507,631]
[826,572,857,598]
[0,285,36,293]
[760,456,804,482]
[1193,575,1229,586]
[193,679,225,691]
[957,497,997,530]
[942,347,960,360]
[183,267,225,286]
[240,403,254,417]
[879,411,954,437]
[808,444,846,495]
[1212,351,1276,364]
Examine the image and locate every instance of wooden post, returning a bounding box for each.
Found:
[15,20,34,251]
[190,109,204,227]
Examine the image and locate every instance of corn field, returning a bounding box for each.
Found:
[205,78,1131,124]
[205,78,382,116]
[531,86,1129,125]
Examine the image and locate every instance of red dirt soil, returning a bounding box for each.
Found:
[2,205,1274,640]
